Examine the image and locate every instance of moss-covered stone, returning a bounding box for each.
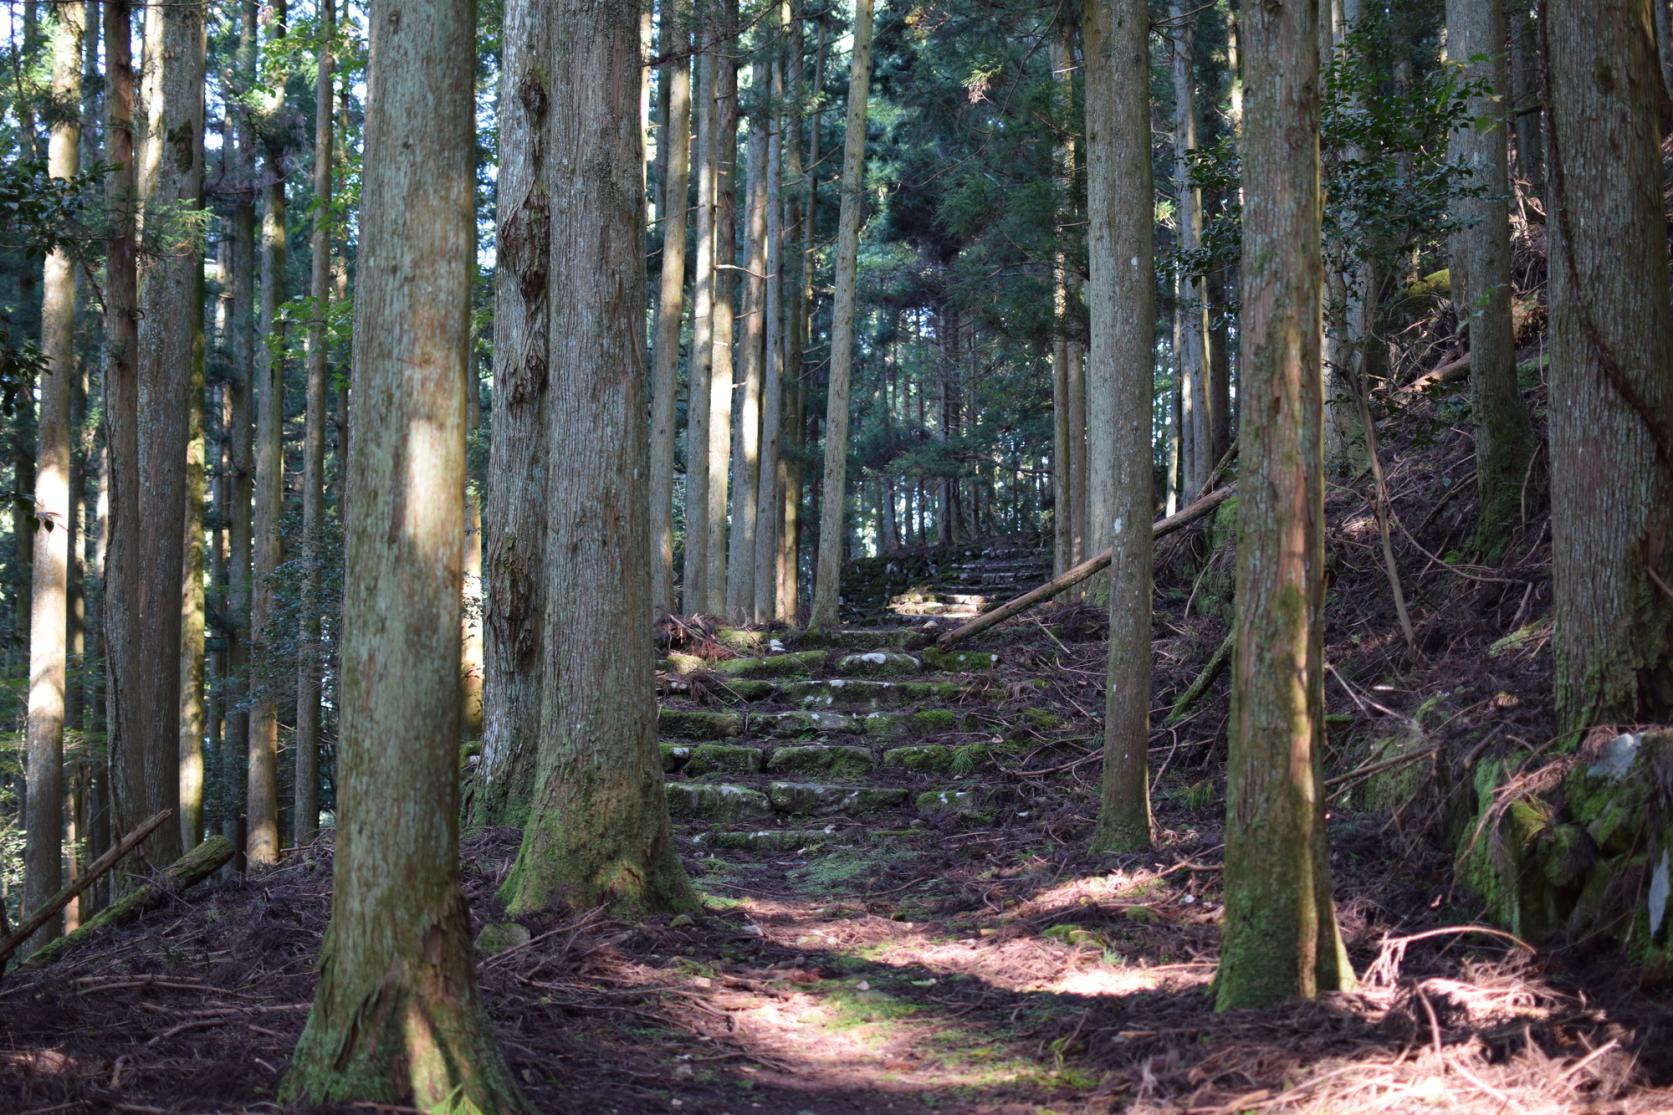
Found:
[474,922,531,957]
[660,742,692,772]
[684,743,765,776]
[661,651,706,674]
[713,649,826,678]
[753,709,858,737]
[861,707,978,739]
[915,788,993,820]
[715,627,769,653]
[665,781,773,821]
[834,651,923,677]
[920,647,999,672]
[1362,727,1432,814]
[881,745,955,773]
[767,782,910,816]
[781,678,975,711]
[657,708,744,740]
[766,744,877,778]
[701,828,839,852]
[794,627,926,650]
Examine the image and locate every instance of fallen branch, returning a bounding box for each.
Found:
[22,835,234,970]
[1167,629,1234,724]
[0,809,173,974]
[935,485,1235,649]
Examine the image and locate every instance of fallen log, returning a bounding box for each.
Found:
[0,809,173,974]
[935,485,1236,650]
[21,834,234,970]
[1167,628,1234,724]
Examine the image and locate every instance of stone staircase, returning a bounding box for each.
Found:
[840,540,1052,627]
[656,628,1056,851]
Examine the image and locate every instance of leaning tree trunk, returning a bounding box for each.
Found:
[1544,0,1673,733]
[282,0,524,1105]
[500,0,696,919]
[703,0,739,617]
[247,0,289,867]
[1084,0,1155,853]
[726,56,770,621]
[475,0,554,829]
[1448,0,1534,558]
[808,0,875,631]
[650,4,692,617]
[23,0,85,952]
[1216,0,1354,1010]
[116,0,205,870]
[295,0,335,846]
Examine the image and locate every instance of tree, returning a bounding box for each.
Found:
[809,0,875,631]
[295,0,336,846]
[282,0,523,1103]
[1543,0,1673,733]
[1215,0,1354,1010]
[682,38,717,611]
[23,0,84,949]
[476,0,554,828]
[650,5,692,617]
[727,53,771,622]
[1446,0,1533,557]
[1084,0,1154,854]
[752,5,790,624]
[498,0,696,918]
[1171,0,1211,498]
[702,0,739,616]
[247,0,289,867]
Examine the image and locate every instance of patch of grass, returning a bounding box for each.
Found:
[789,844,916,893]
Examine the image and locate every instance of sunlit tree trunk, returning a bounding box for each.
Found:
[461,375,485,743]
[247,0,289,866]
[778,3,818,625]
[1172,0,1211,496]
[703,0,739,616]
[475,0,553,828]
[727,55,770,620]
[808,0,874,631]
[650,3,692,617]
[23,0,84,951]
[1050,23,1074,579]
[1084,0,1154,853]
[1446,0,1534,557]
[682,42,716,611]
[1545,0,1673,732]
[753,15,788,623]
[500,0,696,919]
[295,0,335,846]
[283,0,523,1102]
[1216,0,1354,1010]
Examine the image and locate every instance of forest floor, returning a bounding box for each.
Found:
[7,369,1673,1113]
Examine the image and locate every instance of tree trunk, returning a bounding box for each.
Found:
[282,0,523,1103]
[475,0,553,829]
[1083,0,1154,853]
[1216,0,1353,1010]
[703,0,739,616]
[247,0,288,866]
[682,43,716,611]
[1544,0,1673,733]
[1508,1,1543,200]
[1051,23,1074,579]
[726,55,770,620]
[23,0,84,953]
[753,16,789,623]
[222,0,258,864]
[1447,0,1535,557]
[294,0,334,847]
[808,0,874,631]
[650,4,692,617]
[1172,0,1211,497]
[500,0,696,920]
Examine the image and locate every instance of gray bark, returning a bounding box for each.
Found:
[726,55,770,620]
[650,6,692,617]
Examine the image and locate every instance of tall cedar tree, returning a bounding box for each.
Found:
[650,4,692,617]
[1216,0,1355,1010]
[498,0,697,917]
[1544,0,1673,732]
[282,0,524,1103]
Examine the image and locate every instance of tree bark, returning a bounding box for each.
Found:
[1508,1,1544,200]
[295,0,335,847]
[703,0,739,616]
[475,0,553,829]
[1084,0,1155,853]
[1216,0,1354,1010]
[247,0,289,866]
[808,0,874,631]
[1172,0,1211,497]
[282,0,524,1104]
[726,55,770,620]
[500,0,696,919]
[753,17,788,623]
[23,0,84,953]
[650,3,692,617]
[1544,0,1673,733]
[1051,24,1074,579]
[682,43,717,611]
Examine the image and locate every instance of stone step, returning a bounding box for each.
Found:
[664,739,1011,779]
[794,627,929,651]
[779,678,984,711]
[889,602,982,618]
[833,650,923,677]
[666,779,1004,823]
[889,591,990,608]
